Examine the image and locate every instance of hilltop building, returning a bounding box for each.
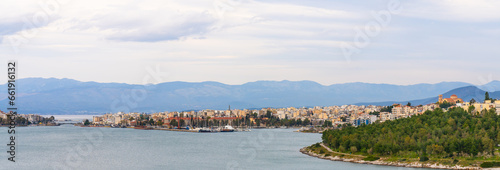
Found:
[438,94,463,104]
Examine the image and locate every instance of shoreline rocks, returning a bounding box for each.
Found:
[299,147,480,169]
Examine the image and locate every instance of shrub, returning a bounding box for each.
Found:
[325,154,331,157]
[480,162,500,168]
[319,150,325,154]
[339,146,346,152]
[350,146,358,153]
[419,156,429,162]
[363,155,380,161]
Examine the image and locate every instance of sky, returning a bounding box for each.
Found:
[1,0,500,85]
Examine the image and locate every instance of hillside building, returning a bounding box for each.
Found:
[438,94,463,104]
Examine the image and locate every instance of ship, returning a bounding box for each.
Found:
[199,127,213,133]
[220,125,235,132]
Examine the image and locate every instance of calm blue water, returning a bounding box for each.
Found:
[1,125,423,169]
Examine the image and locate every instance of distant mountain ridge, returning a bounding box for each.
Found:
[356,86,499,106]
[1,78,498,114]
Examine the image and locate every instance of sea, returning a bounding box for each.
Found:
[1,124,427,169]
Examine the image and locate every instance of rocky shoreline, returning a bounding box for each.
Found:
[300,147,481,169]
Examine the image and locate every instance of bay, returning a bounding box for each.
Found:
[1,125,425,169]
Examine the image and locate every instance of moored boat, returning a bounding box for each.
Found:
[220,125,235,132]
[199,127,213,133]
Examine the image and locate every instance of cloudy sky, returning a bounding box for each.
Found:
[1,0,500,85]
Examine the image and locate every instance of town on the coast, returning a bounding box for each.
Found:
[2,93,499,132]
[0,111,56,126]
[84,93,500,133]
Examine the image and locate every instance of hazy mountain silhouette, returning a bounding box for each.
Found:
[357,86,497,106]
[0,78,490,114]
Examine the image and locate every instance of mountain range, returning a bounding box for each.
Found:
[1,78,500,115]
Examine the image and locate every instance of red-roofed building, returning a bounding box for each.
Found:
[438,94,463,104]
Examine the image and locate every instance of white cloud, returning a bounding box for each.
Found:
[0,0,499,85]
[402,0,500,22]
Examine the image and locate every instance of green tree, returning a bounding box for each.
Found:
[407,102,411,106]
[381,106,394,113]
[439,101,453,109]
[323,120,333,127]
[350,146,358,153]
[297,119,302,126]
[485,92,490,101]
[303,118,311,126]
[84,119,90,126]
[179,119,185,127]
[369,111,380,116]
[468,105,475,114]
[170,119,178,127]
[266,110,272,118]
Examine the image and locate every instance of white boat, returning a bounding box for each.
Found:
[221,125,235,132]
[199,127,214,133]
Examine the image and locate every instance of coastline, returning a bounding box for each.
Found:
[300,145,480,170]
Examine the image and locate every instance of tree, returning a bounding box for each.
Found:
[439,101,453,109]
[303,118,311,126]
[297,119,302,126]
[470,98,476,104]
[350,146,358,153]
[369,111,380,116]
[179,119,185,127]
[170,119,178,128]
[381,106,394,113]
[84,119,90,126]
[485,92,490,101]
[266,110,272,118]
[407,102,411,106]
[323,120,333,127]
[468,105,475,114]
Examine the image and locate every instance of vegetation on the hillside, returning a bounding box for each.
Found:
[485,92,496,102]
[439,101,454,109]
[322,108,500,159]
[380,106,394,113]
[480,161,500,168]
[363,155,380,161]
